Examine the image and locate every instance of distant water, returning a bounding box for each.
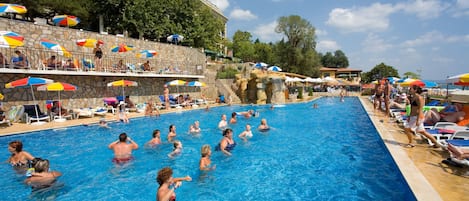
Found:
[429,80,466,90]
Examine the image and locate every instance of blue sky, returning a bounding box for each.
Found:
[208,0,469,80]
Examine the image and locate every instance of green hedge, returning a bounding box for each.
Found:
[216,68,238,79]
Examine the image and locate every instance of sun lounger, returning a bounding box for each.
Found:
[0,118,11,126]
[73,108,94,118]
[92,107,107,116]
[23,105,51,124]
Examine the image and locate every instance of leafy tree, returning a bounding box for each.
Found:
[361,63,399,83]
[320,50,349,68]
[253,40,274,64]
[232,30,255,62]
[333,50,349,68]
[403,72,420,79]
[275,15,320,77]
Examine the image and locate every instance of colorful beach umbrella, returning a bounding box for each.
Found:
[0,31,24,48]
[111,44,134,53]
[107,79,138,98]
[5,77,54,125]
[186,81,206,87]
[0,3,27,14]
[76,38,103,48]
[40,38,71,57]
[447,73,469,86]
[166,80,186,94]
[37,82,77,122]
[167,34,183,44]
[136,50,157,58]
[252,62,268,68]
[52,15,80,27]
[267,66,282,72]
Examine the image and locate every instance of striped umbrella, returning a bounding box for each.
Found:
[0,93,3,100]
[5,77,54,125]
[136,50,157,58]
[111,44,134,53]
[447,73,469,86]
[0,31,24,48]
[76,38,103,48]
[267,66,282,72]
[186,81,206,87]
[107,79,138,98]
[166,80,186,94]
[167,34,183,44]
[0,3,27,14]
[52,15,80,27]
[40,38,71,57]
[37,82,78,122]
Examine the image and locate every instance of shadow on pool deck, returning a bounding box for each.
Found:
[0,97,467,200]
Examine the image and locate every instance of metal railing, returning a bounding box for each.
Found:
[0,47,204,76]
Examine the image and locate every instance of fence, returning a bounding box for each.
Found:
[0,46,203,75]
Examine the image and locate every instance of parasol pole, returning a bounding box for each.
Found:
[58,90,62,120]
[30,85,40,124]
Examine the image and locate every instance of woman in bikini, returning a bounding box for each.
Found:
[403,85,439,148]
[93,43,103,71]
[156,167,191,201]
[8,141,35,172]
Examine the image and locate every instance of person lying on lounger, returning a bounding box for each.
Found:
[447,143,469,160]
[424,103,465,125]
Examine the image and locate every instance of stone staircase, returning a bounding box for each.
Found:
[200,64,241,104]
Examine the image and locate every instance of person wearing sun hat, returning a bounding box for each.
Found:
[117,101,129,123]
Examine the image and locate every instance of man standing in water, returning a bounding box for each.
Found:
[108,133,139,163]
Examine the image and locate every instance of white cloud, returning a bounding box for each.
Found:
[396,0,449,19]
[252,21,283,42]
[452,0,469,17]
[326,3,396,32]
[315,29,328,36]
[229,8,257,20]
[208,0,229,11]
[401,31,469,47]
[316,40,340,52]
[361,33,393,53]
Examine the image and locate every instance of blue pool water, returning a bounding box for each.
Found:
[0,97,416,201]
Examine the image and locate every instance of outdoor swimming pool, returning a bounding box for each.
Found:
[0,97,416,200]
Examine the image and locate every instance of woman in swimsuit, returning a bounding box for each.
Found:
[403,85,439,148]
[8,141,35,171]
[25,158,61,189]
[217,128,236,156]
[199,145,216,171]
[238,124,253,142]
[258,118,270,131]
[218,114,228,130]
[156,167,192,201]
[189,121,201,134]
[93,43,103,71]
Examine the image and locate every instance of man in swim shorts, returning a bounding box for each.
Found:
[108,133,139,163]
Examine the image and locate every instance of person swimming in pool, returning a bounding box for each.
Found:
[229,112,237,124]
[216,128,236,156]
[258,118,270,131]
[108,133,138,164]
[238,124,253,142]
[146,129,162,147]
[168,140,183,158]
[199,144,216,171]
[156,167,192,201]
[25,158,62,189]
[167,124,177,142]
[189,121,201,134]
[99,119,110,128]
[238,110,255,118]
[8,140,35,172]
[218,114,227,130]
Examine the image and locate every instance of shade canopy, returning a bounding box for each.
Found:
[111,44,134,53]
[40,38,71,57]
[0,31,24,48]
[0,3,27,14]
[52,15,80,27]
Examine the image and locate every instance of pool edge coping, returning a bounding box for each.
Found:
[359,97,442,201]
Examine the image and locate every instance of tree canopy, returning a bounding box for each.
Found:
[361,63,399,83]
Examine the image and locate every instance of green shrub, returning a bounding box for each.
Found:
[297,87,303,99]
[216,68,238,79]
[308,88,313,96]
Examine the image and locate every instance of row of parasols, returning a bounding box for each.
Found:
[371,74,469,88]
[0,3,79,27]
[1,77,206,124]
[0,32,158,58]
